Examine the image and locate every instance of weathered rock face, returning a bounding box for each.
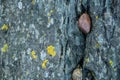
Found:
[0,0,120,80]
[0,0,84,80]
[83,0,120,80]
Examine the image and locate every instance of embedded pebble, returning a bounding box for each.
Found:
[72,68,82,80]
[78,13,91,34]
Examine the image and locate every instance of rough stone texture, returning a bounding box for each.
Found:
[0,0,120,80]
[83,0,120,80]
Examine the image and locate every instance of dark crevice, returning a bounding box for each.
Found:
[103,23,109,42]
[77,56,85,68]
[73,0,94,80]
[81,4,86,13]
[59,39,64,70]
[66,0,70,5]
[83,68,95,80]
[64,39,69,79]
[75,0,80,20]
[67,17,70,24]
[60,41,63,63]
[101,56,110,67]
[101,0,106,17]
[86,0,90,13]
[63,17,66,24]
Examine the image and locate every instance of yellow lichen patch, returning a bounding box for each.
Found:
[47,45,56,57]
[31,50,37,59]
[96,16,99,20]
[47,9,54,17]
[109,60,113,66]
[42,59,48,69]
[31,0,36,5]
[1,24,8,30]
[1,43,8,53]
[50,10,54,13]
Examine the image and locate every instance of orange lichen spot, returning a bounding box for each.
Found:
[1,24,8,30]
[1,43,8,53]
[42,59,48,69]
[109,60,113,66]
[31,50,37,59]
[47,45,56,57]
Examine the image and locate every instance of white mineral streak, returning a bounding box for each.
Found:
[47,18,54,28]
[27,48,31,54]
[29,24,39,39]
[52,73,55,78]
[97,34,104,44]
[44,71,49,78]
[18,2,22,9]
[41,50,46,60]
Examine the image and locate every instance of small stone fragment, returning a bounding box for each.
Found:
[78,13,91,34]
[72,67,82,80]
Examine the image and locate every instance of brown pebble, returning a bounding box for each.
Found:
[78,13,91,34]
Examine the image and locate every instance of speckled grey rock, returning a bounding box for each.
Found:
[0,0,84,80]
[83,0,120,80]
[0,0,120,80]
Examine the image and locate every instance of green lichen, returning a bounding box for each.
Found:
[1,43,8,53]
[1,24,8,30]
[109,60,113,66]
[31,50,37,60]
